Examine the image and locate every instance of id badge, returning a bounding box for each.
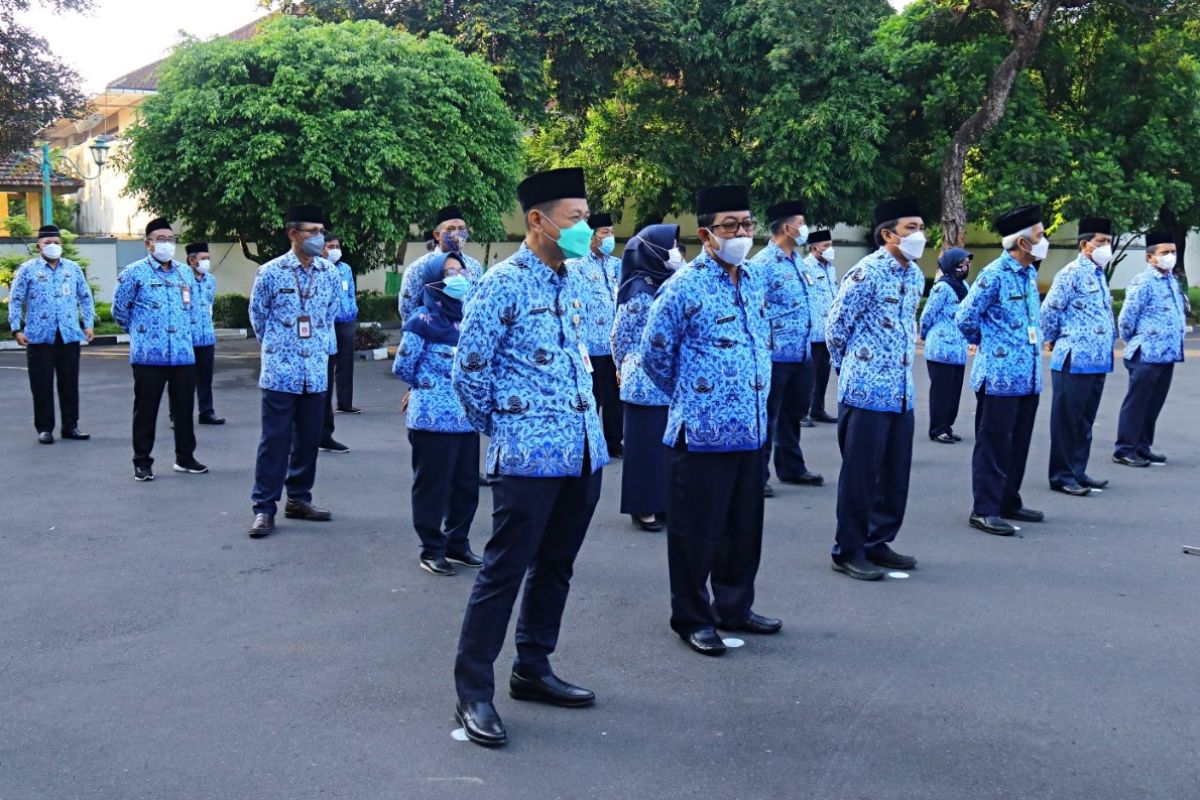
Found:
[342,280,350,292]
[578,341,594,373]
[61,282,71,298]
[804,272,814,286]
[182,286,191,305]
[1027,326,1038,345]
[298,315,312,339]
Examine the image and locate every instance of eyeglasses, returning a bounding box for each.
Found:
[149,236,178,244]
[706,219,757,236]
[295,226,325,236]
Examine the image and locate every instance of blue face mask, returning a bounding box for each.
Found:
[442,274,470,301]
[301,233,325,257]
[598,235,616,256]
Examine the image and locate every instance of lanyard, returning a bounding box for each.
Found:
[292,264,314,312]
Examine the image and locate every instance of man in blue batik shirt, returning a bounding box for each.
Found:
[399,205,484,321]
[804,229,839,423]
[751,200,823,498]
[318,232,356,455]
[1113,230,1187,467]
[450,168,607,749]
[184,242,224,425]
[640,184,781,656]
[568,211,624,456]
[956,204,1048,536]
[247,204,341,538]
[824,198,925,581]
[7,224,95,444]
[1040,217,1116,496]
[113,218,207,482]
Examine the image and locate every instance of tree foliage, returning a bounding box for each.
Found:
[120,16,522,271]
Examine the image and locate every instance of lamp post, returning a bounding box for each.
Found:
[35,135,112,226]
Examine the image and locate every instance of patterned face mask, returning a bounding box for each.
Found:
[441,229,469,252]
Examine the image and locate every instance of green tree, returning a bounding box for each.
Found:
[0,214,91,288]
[120,16,522,271]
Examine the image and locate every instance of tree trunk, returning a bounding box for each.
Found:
[940,1,1062,249]
[1159,206,1190,293]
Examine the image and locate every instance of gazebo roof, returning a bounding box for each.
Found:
[0,152,84,195]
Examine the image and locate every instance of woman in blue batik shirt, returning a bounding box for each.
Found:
[611,223,682,532]
[392,252,481,577]
[919,247,972,444]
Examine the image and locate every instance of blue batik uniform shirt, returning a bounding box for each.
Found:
[803,253,838,343]
[1040,254,1115,374]
[638,251,772,452]
[825,247,924,412]
[568,251,621,357]
[451,243,609,477]
[333,261,358,323]
[611,278,671,407]
[955,252,1043,396]
[752,240,813,363]
[250,251,341,394]
[188,270,217,348]
[112,256,197,366]
[919,280,970,366]
[7,256,94,344]
[1119,266,1187,364]
[399,249,483,320]
[393,329,473,434]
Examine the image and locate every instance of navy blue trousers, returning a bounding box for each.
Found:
[1114,356,1174,459]
[322,321,357,440]
[926,360,965,438]
[1048,366,1106,488]
[764,360,812,483]
[455,464,602,703]
[667,444,764,635]
[620,403,669,516]
[809,341,833,417]
[408,429,479,559]
[971,392,1038,516]
[833,405,914,558]
[251,389,325,515]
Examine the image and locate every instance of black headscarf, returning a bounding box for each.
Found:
[402,252,464,345]
[617,224,681,305]
[936,247,972,301]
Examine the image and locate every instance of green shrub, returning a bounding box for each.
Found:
[356,290,399,322]
[212,292,251,328]
[354,324,388,350]
[93,301,114,324]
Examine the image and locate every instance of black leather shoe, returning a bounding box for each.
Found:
[1112,454,1150,468]
[866,544,917,570]
[1001,507,1044,523]
[446,549,483,568]
[632,514,665,532]
[61,428,89,440]
[1051,482,1091,496]
[762,482,775,498]
[949,433,963,442]
[198,414,225,425]
[284,498,332,521]
[455,701,506,747]
[682,628,727,656]
[1081,476,1108,489]
[831,554,885,580]
[810,411,838,423]
[722,611,782,635]
[931,432,956,444]
[134,465,154,482]
[173,457,209,474]
[319,439,350,454]
[510,671,596,707]
[336,406,362,414]
[1144,452,1167,464]
[799,416,815,428]
[780,471,824,486]
[420,556,455,576]
[37,431,54,444]
[249,513,274,538]
[969,514,1016,536]
[479,472,500,487]
[608,445,624,459]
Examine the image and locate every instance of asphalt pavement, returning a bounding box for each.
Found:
[1,338,1198,800]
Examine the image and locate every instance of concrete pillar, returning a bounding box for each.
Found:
[24,191,41,228]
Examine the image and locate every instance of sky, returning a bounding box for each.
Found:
[20,0,915,97]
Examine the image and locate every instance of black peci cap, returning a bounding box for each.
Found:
[517,168,587,212]
[995,204,1043,236]
[696,185,751,217]
[873,198,921,228]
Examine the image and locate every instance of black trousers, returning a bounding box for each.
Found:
[926,360,966,437]
[323,321,357,439]
[25,332,80,433]
[971,392,1039,516]
[455,464,603,703]
[833,405,914,558]
[620,404,669,516]
[1048,365,1106,487]
[194,344,216,417]
[408,429,480,558]
[764,360,812,483]
[251,389,325,515]
[591,355,623,453]
[1114,356,1174,460]
[667,445,763,635]
[809,341,833,417]
[132,364,196,468]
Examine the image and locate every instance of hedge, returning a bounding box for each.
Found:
[356,290,399,322]
[212,292,251,329]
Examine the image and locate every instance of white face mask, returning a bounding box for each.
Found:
[196,259,211,273]
[41,243,63,260]
[821,246,835,264]
[707,234,753,267]
[1089,243,1113,268]
[792,224,809,247]
[667,247,684,270]
[152,241,176,262]
[1155,253,1177,273]
[892,230,926,262]
[1029,236,1050,260]
[327,248,342,263]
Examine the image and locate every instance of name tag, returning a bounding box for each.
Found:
[342,280,349,292]
[1008,293,1024,301]
[578,341,594,373]
[884,297,899,304]
[716,315,736,324]
[1086,283,1101,293]
[62,282,71,297]
[150,282,164,288]
[530,306,549,315]
[1027,326,1038,345]
[298,315,312,339]
[279,288,296,294]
